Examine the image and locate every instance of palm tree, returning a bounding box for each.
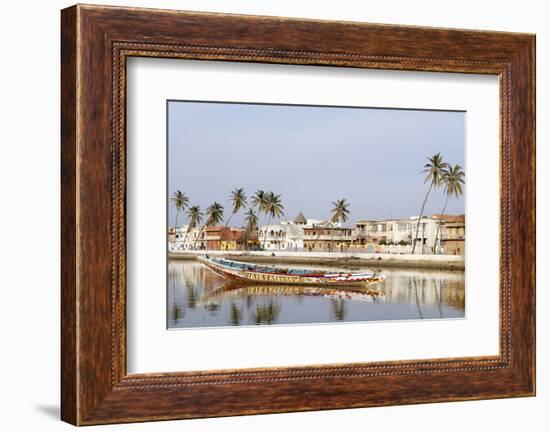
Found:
[251,190,267,213]
[330,199,350,252]
[206,202,224,226]
[310,200,350,251]
[225,188,247,227]
[331,199,350,224]
[194,202,224,250]
[182,205,203,249]
[170,190,189,228]
[330,199,349,253]
[251,190,268,242]
[411,153,448,254]
[262,192,285,249]
[243,208,259,250]
[433,164,465,254]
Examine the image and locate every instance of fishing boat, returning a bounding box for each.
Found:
[197,255,385,287]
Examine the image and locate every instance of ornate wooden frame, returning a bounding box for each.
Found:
[61,4,535,425]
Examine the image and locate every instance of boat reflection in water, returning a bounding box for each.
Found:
[168,260,465,329]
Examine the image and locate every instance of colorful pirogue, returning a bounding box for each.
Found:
[197,255,385,287]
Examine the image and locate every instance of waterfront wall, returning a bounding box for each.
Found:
[169,249,465,270]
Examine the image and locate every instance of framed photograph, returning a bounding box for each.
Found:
[61,4,536,425]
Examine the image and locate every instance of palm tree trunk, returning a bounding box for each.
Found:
[433,196,449,254]
[224,212,235,228]
[411,181,433,254]
[311,223,328,250]
[194,224,207,251]
[182,226,192,250]
[311,230,322,250]
[262,215,272,249]
[174,209,180,229]
[245,225,255,251]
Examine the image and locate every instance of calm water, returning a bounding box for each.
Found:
[167,260,465,329]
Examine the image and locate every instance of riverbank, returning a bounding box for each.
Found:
[169,250,465,271]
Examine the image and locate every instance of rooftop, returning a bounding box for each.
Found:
[432,214,465,222]
[294,212,307,224]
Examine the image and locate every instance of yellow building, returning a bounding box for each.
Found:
[220,240,238,251]
[219,228,245,251]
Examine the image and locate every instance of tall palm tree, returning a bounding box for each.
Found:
[262,192,285,249]
[225,188,247,227]
[251,190,268,241]
[206,202,224,226]
[411,153,448,254]
[251,190,267,213]
[331,198,350,224]
[433,164,465,254]
[243,208,259,250]
[311,200,350,251]
[182,205,203,249]
[194,202,224,250]
[330,199,350,252]
[170,190,189,228]
[244,208,259,231]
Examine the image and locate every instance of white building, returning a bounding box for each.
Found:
[168,225,205,251]
[258,223,305,251]
[258,212,322,251]
[353,216,442,254]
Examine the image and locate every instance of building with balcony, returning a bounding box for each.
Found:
[258,223,305,251]
[303,224,353,252]
[168,225,205,251]
[442,215,465,255]
[205,226,248,251]
[352,215,457,254]
[258,212,326,251]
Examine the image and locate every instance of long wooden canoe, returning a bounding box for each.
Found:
[197,256,385,287]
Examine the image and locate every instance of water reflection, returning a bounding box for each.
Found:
[168,260,465,329]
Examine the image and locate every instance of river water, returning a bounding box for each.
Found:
[167,259,465,329]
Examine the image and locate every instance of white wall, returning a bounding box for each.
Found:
[0,0,546,430]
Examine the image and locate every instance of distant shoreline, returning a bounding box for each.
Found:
[168,251,465,271]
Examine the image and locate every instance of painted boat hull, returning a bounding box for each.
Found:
[197,256,385,287]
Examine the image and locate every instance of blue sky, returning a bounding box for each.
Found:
[168,101,465,228]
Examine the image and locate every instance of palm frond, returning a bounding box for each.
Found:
[206,202,224,226]
[230,188,247,213]
[421,153,449,187]
[170,190,189,209]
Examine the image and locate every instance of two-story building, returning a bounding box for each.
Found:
[205,226,248,251]
[353,216,445,254]
[168,225,205,251]
[258,212,310,251]
[303,224,353,252]
[442,215,465,255]
[220,228,245,251]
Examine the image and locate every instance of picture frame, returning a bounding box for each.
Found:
[61,4,535,425]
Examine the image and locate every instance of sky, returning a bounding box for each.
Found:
[168,101,465,228]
